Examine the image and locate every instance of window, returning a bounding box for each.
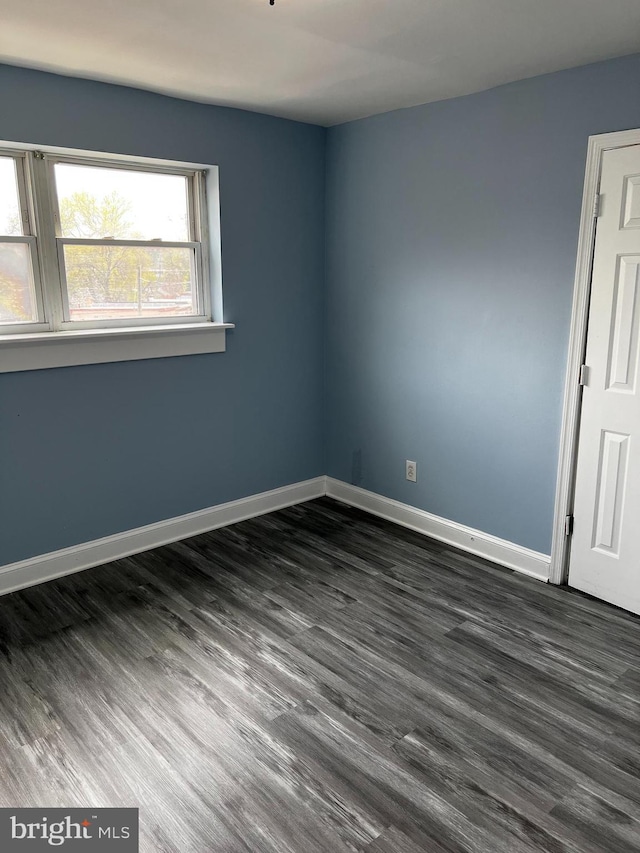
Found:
[0,154,42,327]
[0,144,229,373]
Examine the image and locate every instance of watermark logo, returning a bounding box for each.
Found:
[0,809,138,850]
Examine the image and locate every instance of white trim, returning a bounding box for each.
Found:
[55,238,200,248]
[326,478,550,582]
[0,477,326,597]
[0,475,552,598]
[0,140,223,350]
[550,127,640,585]
[0,139,213,174]
[0,321,234,372]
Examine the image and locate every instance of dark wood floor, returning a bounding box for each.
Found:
[0,498,639,852]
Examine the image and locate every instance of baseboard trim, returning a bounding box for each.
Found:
[1,475,551,597]
[0,477,326,597]
[325,478,550,582]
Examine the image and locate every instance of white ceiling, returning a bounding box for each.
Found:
[2,0,640,126]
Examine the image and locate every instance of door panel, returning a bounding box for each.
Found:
[621,174,640,228]
[592,430,628,555]
[569,145,640,614]
[606,256,640,392]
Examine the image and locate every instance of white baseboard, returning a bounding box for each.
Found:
[0,474,550,598]
[0,477,326,597]
[325,478,551,582]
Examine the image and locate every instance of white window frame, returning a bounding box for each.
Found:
[0,141,232,373]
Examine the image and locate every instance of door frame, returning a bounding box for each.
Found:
[550,127,640,585]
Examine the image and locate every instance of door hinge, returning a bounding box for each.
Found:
[593,193,602,218]
[579,364,588,386]
[564,514,574,536]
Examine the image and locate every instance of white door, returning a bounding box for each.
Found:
[569,144,640,615]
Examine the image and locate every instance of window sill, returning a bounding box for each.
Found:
[0,322,234,373]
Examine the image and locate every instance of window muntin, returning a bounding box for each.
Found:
[0,148,211,335]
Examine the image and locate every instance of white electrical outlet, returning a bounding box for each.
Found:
[406,460,417,482]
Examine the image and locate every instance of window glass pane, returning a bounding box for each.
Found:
[0,242,37,323]
[0,157,23,236]
[54,164,190,241]
[63,245,197,321]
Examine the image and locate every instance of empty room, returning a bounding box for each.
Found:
[1,1,639,851]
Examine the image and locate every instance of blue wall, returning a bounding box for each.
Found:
[4,53,640,566]
[325,53,640,555]
[0,64,326,565]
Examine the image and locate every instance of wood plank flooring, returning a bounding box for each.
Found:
[0,497,639,852]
